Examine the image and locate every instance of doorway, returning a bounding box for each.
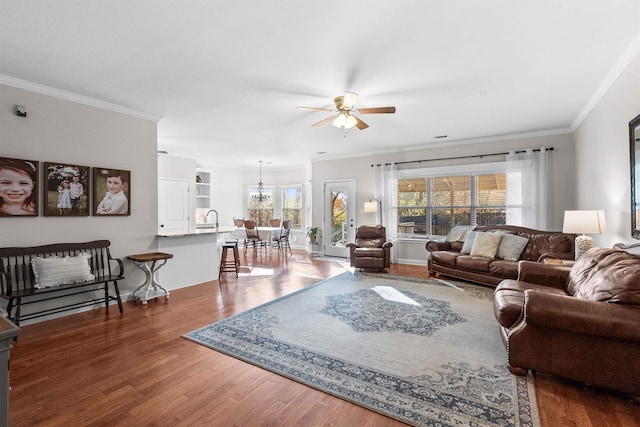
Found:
[323,180,356,257]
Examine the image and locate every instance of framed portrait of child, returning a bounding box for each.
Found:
[93,167,131,216]
[44,162,90,216]
[0,156,39,217]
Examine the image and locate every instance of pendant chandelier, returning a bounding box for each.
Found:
[251,160,271,202]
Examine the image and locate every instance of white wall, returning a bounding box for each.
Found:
[311,133,575,229]
[0,84,159,320]
[574,50,640,247]
[309,132,575,262]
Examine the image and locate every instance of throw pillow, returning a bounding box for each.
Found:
[445,225,474,243]
[470,233,503,258]
[496,233,530,261]
[31,254,95,289]
[460,231,477,254]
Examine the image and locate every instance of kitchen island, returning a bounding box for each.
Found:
[156,226,235,290]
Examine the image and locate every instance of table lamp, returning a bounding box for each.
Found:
[562,210,607,259]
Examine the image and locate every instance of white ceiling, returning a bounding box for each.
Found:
[1,1,640,170]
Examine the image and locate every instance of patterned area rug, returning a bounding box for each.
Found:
[184,272,540,427]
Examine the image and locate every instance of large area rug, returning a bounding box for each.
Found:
[184,272,540,427]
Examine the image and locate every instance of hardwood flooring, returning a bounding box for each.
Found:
[8,250,640,426]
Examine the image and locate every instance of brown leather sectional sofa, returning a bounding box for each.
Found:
[426,225,577,286]
[493,247,640,395]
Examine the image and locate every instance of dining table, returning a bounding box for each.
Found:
[231,226,283,251]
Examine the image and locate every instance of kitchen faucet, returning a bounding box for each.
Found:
[206,209,219,230]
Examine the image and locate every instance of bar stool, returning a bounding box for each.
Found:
[219,241,240,278]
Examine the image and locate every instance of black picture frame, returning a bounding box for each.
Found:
[93,167,131,216]
[44,162,90,217]
[0,156,39,217]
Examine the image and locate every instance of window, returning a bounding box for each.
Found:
[396,168,507,236]
[282,187,302,230]
[247,188,273,226]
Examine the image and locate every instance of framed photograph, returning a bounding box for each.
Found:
[93,167,131,216]
[44,163,90,216]
[0,156,39,216]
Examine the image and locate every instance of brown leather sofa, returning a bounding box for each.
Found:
[426,225,576,286]
[493,247,640,395]
[347,225,393,271]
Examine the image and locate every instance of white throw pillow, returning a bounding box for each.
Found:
[470,233,503,258]
[31,254,95,289]
[460,231,477,255]
[496,233,530,261]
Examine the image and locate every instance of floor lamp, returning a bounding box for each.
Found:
[562,210,607,259]
[364,199,382,225]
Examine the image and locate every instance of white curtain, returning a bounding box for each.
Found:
[506,147,548,229]
[374,163,398,262]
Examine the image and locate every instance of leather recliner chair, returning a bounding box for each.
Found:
[346,225,393,271]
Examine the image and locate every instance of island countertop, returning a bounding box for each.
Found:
[157,225,235,238]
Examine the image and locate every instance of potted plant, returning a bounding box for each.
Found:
[306,227,321,243]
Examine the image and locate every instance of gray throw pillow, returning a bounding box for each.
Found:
[496,233,530,261]
[460,231,477,254]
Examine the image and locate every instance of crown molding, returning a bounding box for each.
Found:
[571,31,640,131]
[0,74,162,122]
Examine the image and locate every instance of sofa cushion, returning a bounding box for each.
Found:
[354,247,384,257]
[460,231,477,255]
[523,233,574,261]
[494,279,569,328]
[568,248,640,305]
[488,259,519,279]
[456,255,492,272]
[430,251,460,268]
[470,233,502,258]
[496,233,530,261]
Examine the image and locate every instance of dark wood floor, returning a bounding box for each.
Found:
[8,250,640,426]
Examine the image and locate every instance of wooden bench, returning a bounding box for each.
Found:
[0,240,124,325]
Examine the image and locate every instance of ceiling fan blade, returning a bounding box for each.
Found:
[311,115,335,127]
[357,106,396,114]
[354,116,369,130]
[342,92,359,110]
[297,106,333,112]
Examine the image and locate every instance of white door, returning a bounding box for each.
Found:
[323,180,356,257]
[159,178,190,233]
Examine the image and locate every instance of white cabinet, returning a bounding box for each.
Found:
[158,178,190,233]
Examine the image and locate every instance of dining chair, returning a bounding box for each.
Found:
[243,220,266,254]
[273,219,292,256]
[270,218,282,228]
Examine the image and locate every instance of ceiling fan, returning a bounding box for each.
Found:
[297,92,396,130]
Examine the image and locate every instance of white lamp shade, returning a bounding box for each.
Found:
[364,201,378,213]
[562,210,607,234]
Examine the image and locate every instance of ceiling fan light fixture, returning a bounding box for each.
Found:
[344,114,357,129]
[333,112,347,128]
[332,112,357,129]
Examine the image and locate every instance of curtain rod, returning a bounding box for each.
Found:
[370,147,554,167]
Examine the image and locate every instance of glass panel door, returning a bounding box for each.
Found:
[323,180,355,257]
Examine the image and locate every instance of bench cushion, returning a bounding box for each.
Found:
[31,254,95,288]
